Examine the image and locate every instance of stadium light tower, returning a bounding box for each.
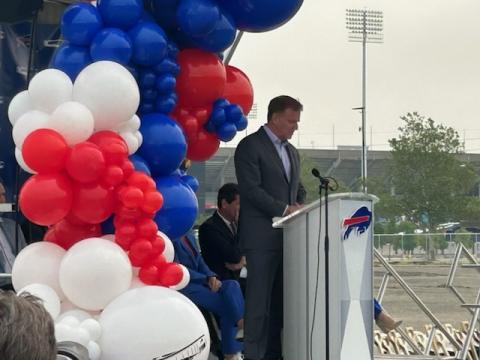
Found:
[346,9,383,193]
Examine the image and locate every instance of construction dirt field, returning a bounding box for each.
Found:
[374,261,479,332]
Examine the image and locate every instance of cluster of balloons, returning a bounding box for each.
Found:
[9,0,303,357]
[53,1,180,116]
[204,98,247,142]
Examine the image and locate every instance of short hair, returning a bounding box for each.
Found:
[0,290,57,360]
[267,95,303,121]
[217,183,239,208]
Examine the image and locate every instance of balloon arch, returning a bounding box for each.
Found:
[7,0,303,358]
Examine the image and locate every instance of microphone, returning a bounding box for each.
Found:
[311,168,328,182]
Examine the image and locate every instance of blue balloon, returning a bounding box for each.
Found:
[224,104,244,123]
[167,41,179,59]
[97,0,144,30]
[139,70,157,89]
[128,22,168,66]
[213,98,230,108]
[217,122,237,142]
[177,0,220,37]
[154,175,198,239]
[154,59,180,76]
[155,74,176,94]
[125,64,139,81]
[181,175,200,193]
[139,102,155,114]
[218,0,303,32]
[61,3,103,46]
[129,154,151,175]
[155,96,176,114]
[210,107,226,127]
[90,28,132,65]
[234,115,248,131]
[50,44,91,80]
[142,89,158,101]
[191,11,236,52]
[138,113,187,176]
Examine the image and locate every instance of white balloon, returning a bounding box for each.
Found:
[28,69,73,113]
[80,319,102,341]
[59,315,81,328]
[88,341,101,360]
[134,131,143,147]
[18,283,61,319]
[49,101,94,145]
[128,115,141,131]
[57,309,92,323]
[99,286,210,360]
[169,265,190,291]
[73,61,140,131]
[8,90,32,125]
[12,242,66,299]
[59,238,132,311]
[159,231,175,262]
[15,147,36,174]
[12,110,51,148]
[55,323,76,343]
[120,131,139,155]
[129,276,146,290]
[101,234,115,241]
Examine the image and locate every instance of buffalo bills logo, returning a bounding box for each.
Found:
[342,206,372,240]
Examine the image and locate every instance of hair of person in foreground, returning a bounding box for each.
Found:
[0,290,57,360]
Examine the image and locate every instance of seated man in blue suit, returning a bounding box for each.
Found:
[173,231,244,360]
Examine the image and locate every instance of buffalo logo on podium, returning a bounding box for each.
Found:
[342,206,372,240]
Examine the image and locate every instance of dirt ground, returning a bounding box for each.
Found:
[374,261,479,331]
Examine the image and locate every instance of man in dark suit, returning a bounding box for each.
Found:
[234,95,306,360]
[199,183,245,284]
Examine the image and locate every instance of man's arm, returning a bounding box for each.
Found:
[234,140,287,218]
[297,181,307,205]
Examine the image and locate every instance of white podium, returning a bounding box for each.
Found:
[273,192,376,360]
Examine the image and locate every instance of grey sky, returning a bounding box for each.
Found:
[227,0,480,152]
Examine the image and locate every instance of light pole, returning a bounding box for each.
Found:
[346,9,383,193]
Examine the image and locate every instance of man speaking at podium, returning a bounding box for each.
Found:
[234,95,306,360]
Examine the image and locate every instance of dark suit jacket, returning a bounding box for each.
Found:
[234,126,306,250]
[172,234,216,285]
[199,212,242,281]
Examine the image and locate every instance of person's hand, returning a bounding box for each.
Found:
[208,276,222,292]
[225,256,246,271]
[285,203,303,216]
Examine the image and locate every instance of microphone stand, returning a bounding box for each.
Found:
[317,176,330,360]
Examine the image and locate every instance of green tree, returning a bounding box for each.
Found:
[388,112,478,230]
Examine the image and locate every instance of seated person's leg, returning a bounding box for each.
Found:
[181,283,243,356]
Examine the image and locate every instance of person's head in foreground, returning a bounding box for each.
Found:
[0,290,56,360]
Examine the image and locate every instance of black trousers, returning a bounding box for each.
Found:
[244,249,283,360]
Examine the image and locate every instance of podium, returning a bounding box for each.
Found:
[273,192,376,360]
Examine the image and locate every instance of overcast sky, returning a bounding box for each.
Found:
[226,0,480,153]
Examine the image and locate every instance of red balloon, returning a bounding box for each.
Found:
[141,190,163,214]
[148,254,167,269]
[22,129,69,173]
[19,173,73,225]
[223,65,254,115]
[127,172,156,192]
[88,131,128,166]
[70,182,115,224]
[120,160,135,177]
[102,165,124,188]
[139,265,159,285]
[176,49,226,107]
[45,219,101,249]
[136,218,158,238]
[119,186,144,208]
[158,262,183,287]
[186,128,220,161]
[115,220,136,250]
[66,142,106,183]
[150,235,165,256]
[129,240,153,267]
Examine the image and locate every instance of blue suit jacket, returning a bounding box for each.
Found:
[173,234,216,285]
